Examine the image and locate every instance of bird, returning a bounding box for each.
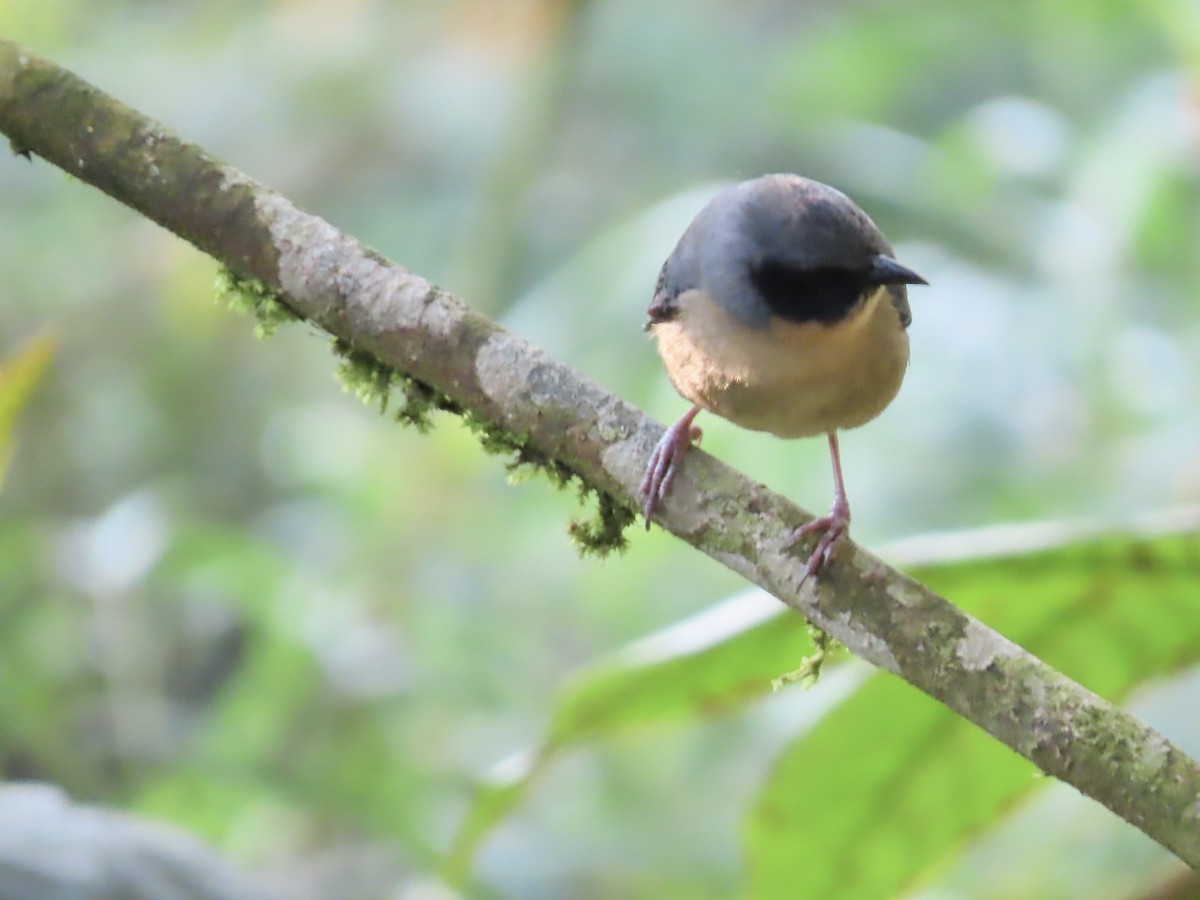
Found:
[639,173,927,584]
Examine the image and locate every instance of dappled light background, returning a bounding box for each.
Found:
[2,1,1199,897]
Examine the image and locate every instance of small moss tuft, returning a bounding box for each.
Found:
[568,489,638,556]
[392,378,441,432]
[463,413,636,555]
[215,265,300,338]
[772,623,841,690]
[331,338,459,433]
[333,339,400,411]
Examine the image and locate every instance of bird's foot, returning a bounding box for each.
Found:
[787,500,851,586]
[639,411,702,527]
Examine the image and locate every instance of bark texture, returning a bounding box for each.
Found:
[2,39,1198,868]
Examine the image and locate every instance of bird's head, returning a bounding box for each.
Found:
[702,174,926,328]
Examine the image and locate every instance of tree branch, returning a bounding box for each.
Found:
[3,39,1198,868]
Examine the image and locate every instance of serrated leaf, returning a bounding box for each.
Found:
[745,534,1200,900]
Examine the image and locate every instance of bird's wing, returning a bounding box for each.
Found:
[643,260,681,330]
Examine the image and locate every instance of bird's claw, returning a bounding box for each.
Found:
[639,417,702,527]
[787,502,851,586]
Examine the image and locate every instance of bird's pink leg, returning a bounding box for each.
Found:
[788,432,851,585]
[639,406,703,527]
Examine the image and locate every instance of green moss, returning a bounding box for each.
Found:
[331,339,636,557]
[463,410,636,556]
[568,489,638,557]
[463,411,573,487]
[772,623,840,690]
[214,265,299,338]
[333,339,401,412]
[331,338,460,432]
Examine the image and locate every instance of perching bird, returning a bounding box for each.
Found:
[640,173,927,583]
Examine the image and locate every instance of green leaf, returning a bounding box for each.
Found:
[745,533,1200,900]
[441,589,811,883]
[0,331,56,491]
[445,520,1200,887]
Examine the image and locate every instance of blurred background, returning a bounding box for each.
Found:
[2,1,1199,897]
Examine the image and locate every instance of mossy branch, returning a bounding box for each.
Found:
[3,38,1200,868]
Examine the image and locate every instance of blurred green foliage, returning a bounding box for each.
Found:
[0,331,54,488]
[2,0,1199,897]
